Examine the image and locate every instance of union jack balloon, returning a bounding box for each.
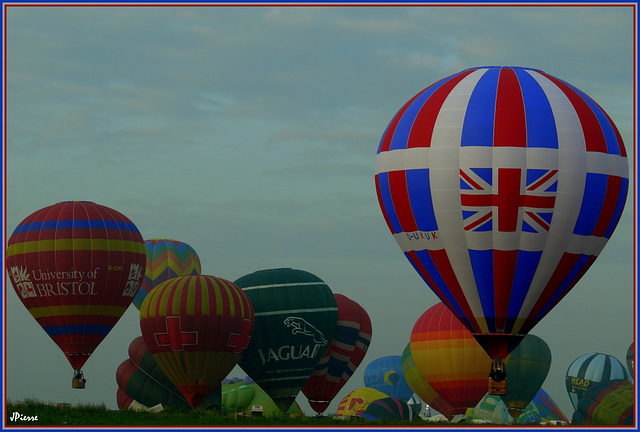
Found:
[375,66,628,361]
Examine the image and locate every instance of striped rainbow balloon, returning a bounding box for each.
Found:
[410,302,492,416]
[133,239,201,310]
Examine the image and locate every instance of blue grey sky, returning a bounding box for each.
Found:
[4,3,636,420]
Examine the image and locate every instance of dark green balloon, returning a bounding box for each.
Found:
[116,336,221,412]
[234,268,338,412]
[500,334,551,419]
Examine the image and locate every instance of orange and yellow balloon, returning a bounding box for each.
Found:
[410,302,491,416]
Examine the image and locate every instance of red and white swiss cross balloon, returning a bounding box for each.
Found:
[139,275,254,409]
[375,66,628,360]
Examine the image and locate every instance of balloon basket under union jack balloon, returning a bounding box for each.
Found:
[72,369,86,389]
[488,358,507,396]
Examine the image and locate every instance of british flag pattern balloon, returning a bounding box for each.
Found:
[375,66,628,358]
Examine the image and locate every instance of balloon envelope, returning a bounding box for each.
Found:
[364,355,413,402]
[116,336,220,411]
[361,397,413,421]
[133,239,201,310]
[375,66,628,360]
[410,302,491,417]
[565,352,629,410]
[6,201,146,372]
[302,293,372,414]
[336,388,388,417]
[525,387,569,424]
[465,393,510,425]
[400,342,454,418]
[571,379,634,425]
[500,334,551,418]
[221,378,304,417]
[140,275,254,409]
[234,268,338,412]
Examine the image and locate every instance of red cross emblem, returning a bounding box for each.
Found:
[227,319,252,353]
[155,316,198,351]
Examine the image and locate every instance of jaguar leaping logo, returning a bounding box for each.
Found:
[284,317,328,345]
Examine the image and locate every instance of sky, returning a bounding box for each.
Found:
[3,2,636,424]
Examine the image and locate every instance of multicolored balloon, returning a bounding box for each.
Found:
[565,352,629,410]
[133,239,201,310]
[336,387,388,417]
[465,393,511,425]
[500,334,552,418]
[302,293,372,414]
[361,397,414,421]
[363,355,413,402]
[524,388,569,424]
[139,275,254,409]
[571,379,634,426]
[410,302,491,416]
[400,342,454,418]
[234,268,338,412]
[375,66,628,364]
[6,201,146,385]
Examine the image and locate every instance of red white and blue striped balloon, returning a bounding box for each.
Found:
[375,66,628,359]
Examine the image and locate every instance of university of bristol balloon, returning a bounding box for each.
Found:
[6,201,146,388]
[375,66,628,393]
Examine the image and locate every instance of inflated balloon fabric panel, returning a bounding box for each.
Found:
[500,334,551,417]
[565,352,630,410]
[410,302,491,416]
[401,342,454,419]
[375,66,628,339]
[302,293,372,414]
[235,268,338,412]
[133,239,201,310]
[6,201,146,370]
[363,355,413,402]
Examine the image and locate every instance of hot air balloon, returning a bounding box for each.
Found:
[500,334,551,418]
[116,336,221,411]
[6,201,147,388]
[626,342,634,377]
[400,342,455,418]
[571,379,634,426]
[302,293,372,414]
[234,268,338,412]
[139,275,254,409]
[565,352,629,411]
[375,66,629,392]
[410,302,492,417]
[133,239,201,310]
[361,397,414,421]
[364,355,413,402]
[221,376,304,417]
[520,387,569,425]
[336,387,388,417]
[464,393,511,425]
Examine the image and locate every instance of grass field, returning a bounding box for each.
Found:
[5,399,449,427]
